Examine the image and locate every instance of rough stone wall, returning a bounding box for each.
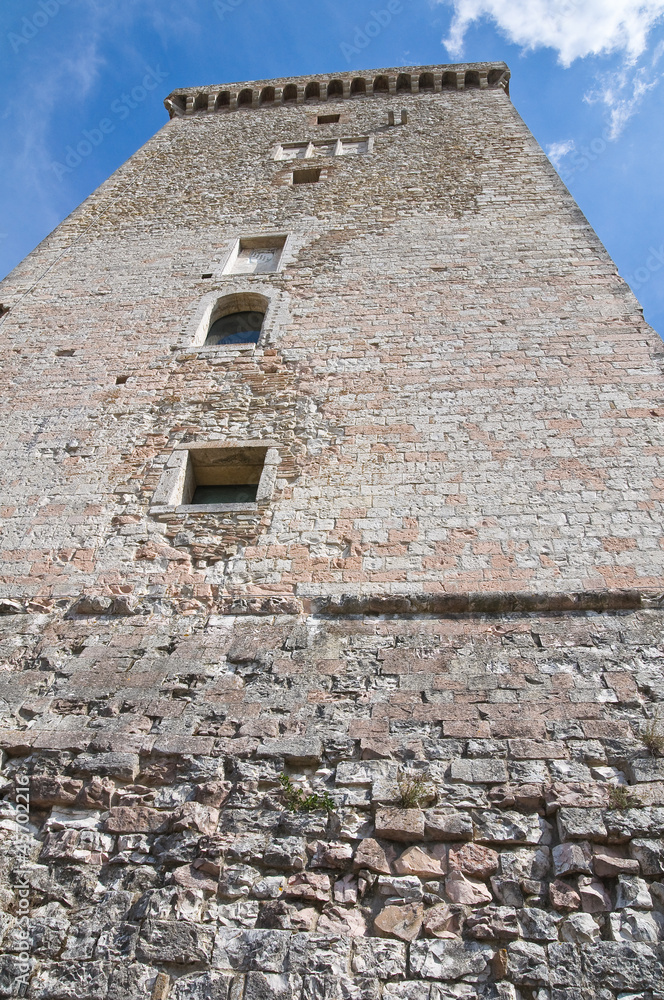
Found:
[1,607,664,999]
[0,67,663,606]
[1,64,664,1000]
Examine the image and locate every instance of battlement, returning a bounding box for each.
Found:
[163,61,510,117]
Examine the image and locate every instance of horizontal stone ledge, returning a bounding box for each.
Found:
[1,588,662,620]
[309,588,647,617]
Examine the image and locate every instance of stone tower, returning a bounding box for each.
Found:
[0,63,663,1000]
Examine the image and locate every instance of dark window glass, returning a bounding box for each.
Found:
[192,484,258,505]
[205,310,264,346]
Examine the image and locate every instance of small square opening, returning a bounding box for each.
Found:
[292,167,321,185]
[318,113,340,124]
[184,446,267,507]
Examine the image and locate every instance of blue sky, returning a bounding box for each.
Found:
[1,0,663,337]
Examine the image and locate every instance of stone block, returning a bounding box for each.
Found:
[409,940,492,981]
[212,928,290,973]
[423,809,473,842]
[374,808,425,842]
[556,808,607,842]
[473,810,543,845]
[448,759,508,784]
[71,751,139,781]
[138,920,215,965]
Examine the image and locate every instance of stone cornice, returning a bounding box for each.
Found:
[163,62,510,118]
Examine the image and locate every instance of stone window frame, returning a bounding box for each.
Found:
[272,136,373,161]
[150,440,281,515]
[221,232,291,276]
[179,284,286,355]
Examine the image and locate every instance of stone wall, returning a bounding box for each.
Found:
[1,605,664,999]
[1,63,663,999]
[0,69,662,606]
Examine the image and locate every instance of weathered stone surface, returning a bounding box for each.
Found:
[352,938,406,979]
[448,843,498,878]
[353,839,396,875]
[287,933,352,976]
[138,920,215,965]
[472,811,542,845]
[592,847,640,877]
[374,808,425,843]
[556,808,607,843]
[72,752,139,781]
[285,873,331,903]
[552,842,593,877]
[394,845,447,878]
[212,928,290,973]
[577,877,611,914]
[423,809,473,842]
[317,905,367,937]
[449,759,508,785]
[465,906,519,941]
[559,912,601,944]
[104,806,170,834]
[421,904,461,939]
[374,903,424,942]
[258,738,322,765]
[580,942,664,990]
[444,871,492,905]
[409,941,492,981]
[505,941,549,986]
[630,838,664,876]
[615,874,653,909]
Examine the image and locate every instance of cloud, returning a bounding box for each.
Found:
[440,0,664,66]
[546,138,575,168]
[585,63,660,137]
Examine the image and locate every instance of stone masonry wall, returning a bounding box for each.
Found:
[0,67,662,606]
[1,606,664,999]
[1,64,664,1000]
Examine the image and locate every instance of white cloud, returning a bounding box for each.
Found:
[546,138,576,168]
[585,63,660,137]
[440,0,664,66]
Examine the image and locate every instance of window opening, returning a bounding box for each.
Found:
[205,310,265,346]
[318,113,340,124]
[292,167,321,184]
[187,446,267,507]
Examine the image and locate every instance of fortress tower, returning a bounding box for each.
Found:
[0,64,663,999]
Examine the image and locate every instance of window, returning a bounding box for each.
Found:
[292,167,321,185]
[318,113,340,124]
[223,234,287,275]
[186,446,266,506]
[205,310,264,346]
[150,442,280,513]
[189,292,272,351]
[275,137,372,161]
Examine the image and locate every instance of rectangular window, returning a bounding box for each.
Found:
[318,113,340,124]
[292,167,321,185]
[223,234,287,275]
[150,442,280,514]
[184,446,267,507]
[275,136,372,161]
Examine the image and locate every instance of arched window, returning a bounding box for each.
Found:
[193,92,208,112]
[488,69,503,87]
[327,79,343,98]
[203,293,269,347]
[215,91,230,111]
[304,81,320,101]
[465,71,480,89]
[418,72,434,92]
[373,75,389,93]
[283,84,298,103]
[442,71,457,90]
[238,88,253,107]
[259,86,275,105]
[350,78,366,96]
[396,73,411,93]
